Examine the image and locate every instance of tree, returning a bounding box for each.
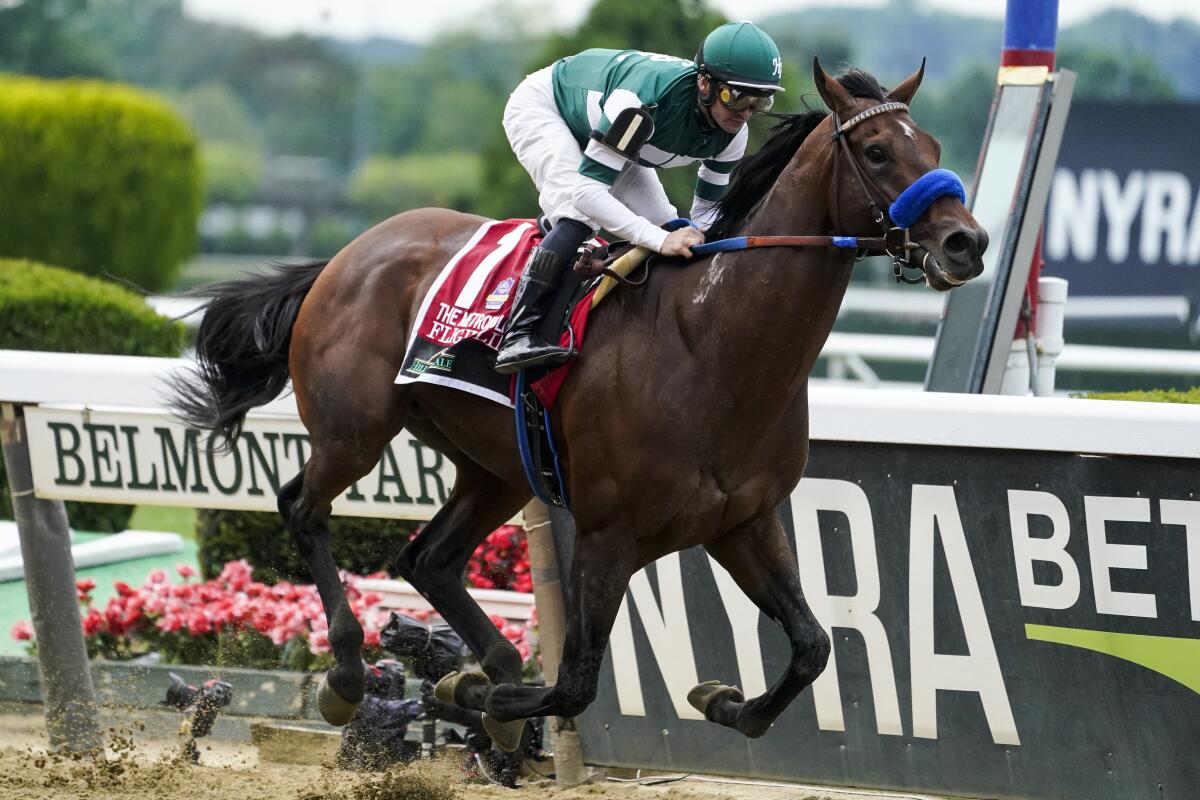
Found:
[918,62,995,180]
[221,34,359,165]
[916,43,1177,182]
[201,142,264,205]
[537,0,724,64]
[367,32,527,159]
[0,0,113,78]
[349,153,482,222]
[1057,44,1176,101]
[171,82,260,145]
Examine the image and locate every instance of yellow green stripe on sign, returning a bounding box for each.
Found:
[1025,623,1200,695]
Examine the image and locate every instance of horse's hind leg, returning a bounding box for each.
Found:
[278,433,399,726]
[392,458,530,687]
[690,512,831,738]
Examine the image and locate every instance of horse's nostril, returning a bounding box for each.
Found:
[943,230,973,259]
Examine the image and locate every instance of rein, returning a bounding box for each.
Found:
[691,101,966,284]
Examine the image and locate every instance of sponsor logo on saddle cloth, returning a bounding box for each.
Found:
[485,277,516,311]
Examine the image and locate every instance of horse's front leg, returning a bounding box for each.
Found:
[480,525,637,723]
[691,512,831,738]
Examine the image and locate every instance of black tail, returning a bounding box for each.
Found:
[169,261,328,447]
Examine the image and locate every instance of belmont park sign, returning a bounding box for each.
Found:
[23,406,454,520]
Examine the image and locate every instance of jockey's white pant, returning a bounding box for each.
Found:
[502,66,676,232]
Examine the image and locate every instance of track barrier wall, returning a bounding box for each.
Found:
[566,425,1199,799]
[2,351,1197,797]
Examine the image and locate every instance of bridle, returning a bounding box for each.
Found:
[830,101,927,284]
[688,99,967,285]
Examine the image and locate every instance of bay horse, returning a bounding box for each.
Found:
[171,59,986,745]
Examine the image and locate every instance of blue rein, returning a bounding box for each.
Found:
[678,167,967,256]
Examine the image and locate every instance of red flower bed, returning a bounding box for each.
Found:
[12,552,534,672]
[467,524,531,592]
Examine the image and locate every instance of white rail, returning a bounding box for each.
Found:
[0,349,296,414]
[837,287,1191,324]
[151,290,1195,327]
[145,293,1197,386]
[357,578,535,622]
[3,349,1198,459]
[820,331,1200,386]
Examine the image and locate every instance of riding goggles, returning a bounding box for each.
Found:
[718,83,775,113]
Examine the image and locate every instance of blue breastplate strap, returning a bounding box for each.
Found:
[887,168,966,230]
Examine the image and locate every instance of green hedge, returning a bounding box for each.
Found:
[0,259,186,531]
[1084,388,1200,403]
[0,75,202,292]
[196,509,420,584]
[0,260,186,354]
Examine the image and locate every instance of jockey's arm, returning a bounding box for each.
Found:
[690,127,747,230]
[572,142,673,253]
[569,90,686,253]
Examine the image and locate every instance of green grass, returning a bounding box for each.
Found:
[127,505,198,539]
[1083,387,1200,403]
[0,534,201,657]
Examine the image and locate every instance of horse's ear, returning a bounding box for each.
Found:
[888,58,926,106]
[812,56,855,117]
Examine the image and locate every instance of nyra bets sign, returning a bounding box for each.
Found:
[23,405,454,520]
[578,442,1200,800]
[1044,100,1200,301]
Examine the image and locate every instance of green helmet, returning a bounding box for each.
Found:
[695,21,784,92]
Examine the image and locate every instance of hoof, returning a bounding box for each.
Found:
[687,679,745,721]
[483,713,528,753]
[317,674,360,727]
[434,670,493,708]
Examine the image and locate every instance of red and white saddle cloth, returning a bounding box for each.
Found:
[394,218,599,408]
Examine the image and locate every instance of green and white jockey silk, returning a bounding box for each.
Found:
[551,49,744,203]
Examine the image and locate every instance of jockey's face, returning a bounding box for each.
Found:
[697,76,757,134]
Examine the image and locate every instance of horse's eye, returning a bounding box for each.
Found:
[866,145,888,165]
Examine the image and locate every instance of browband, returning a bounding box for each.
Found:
[836,101,910,135]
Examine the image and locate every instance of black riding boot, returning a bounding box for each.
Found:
[494,245,575,374]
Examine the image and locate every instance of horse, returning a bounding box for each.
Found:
[171,58,987,746]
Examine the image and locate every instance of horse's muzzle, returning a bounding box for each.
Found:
[924,224,987,290]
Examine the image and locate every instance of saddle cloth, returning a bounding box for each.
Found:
[394,218,600,408]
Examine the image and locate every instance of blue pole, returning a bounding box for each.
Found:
[1003,0,1058,68]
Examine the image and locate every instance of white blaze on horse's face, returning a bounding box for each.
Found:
[899,121,916,142]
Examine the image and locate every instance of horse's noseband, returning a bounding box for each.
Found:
[831,103,967,283]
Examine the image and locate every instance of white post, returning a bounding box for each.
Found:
[523,500,588,786]
[0,404,101,753]
[1034,277,1068,397]
[1000,338,1031,395]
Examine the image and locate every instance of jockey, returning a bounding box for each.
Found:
[494,21,784,374]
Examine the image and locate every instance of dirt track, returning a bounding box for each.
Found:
[0,710,955,800]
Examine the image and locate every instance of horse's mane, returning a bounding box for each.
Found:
[706,69,887,241]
